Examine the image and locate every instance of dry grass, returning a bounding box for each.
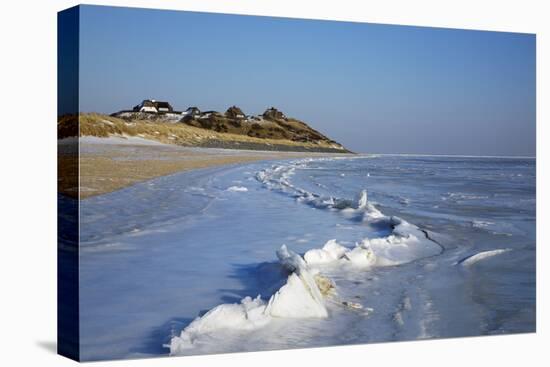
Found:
[73,113,343,150]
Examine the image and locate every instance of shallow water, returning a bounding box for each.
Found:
[78,155,535,361]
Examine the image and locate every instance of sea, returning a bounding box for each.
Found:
[75,154,536,361]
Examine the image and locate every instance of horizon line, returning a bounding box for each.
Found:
[356,152,536,159]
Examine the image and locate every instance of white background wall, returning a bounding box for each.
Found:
[0,0,547,366]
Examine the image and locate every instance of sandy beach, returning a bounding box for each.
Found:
[59,136,347,199]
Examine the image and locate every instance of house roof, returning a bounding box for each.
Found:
[155,101,172,109]
[141,100,156,107]
[226,105,245,117]
[263,107,285,119]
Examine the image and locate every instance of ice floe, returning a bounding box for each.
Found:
[168,245,330,354]
[169,159,444,355]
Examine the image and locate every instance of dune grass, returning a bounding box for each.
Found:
[66,113,345,151]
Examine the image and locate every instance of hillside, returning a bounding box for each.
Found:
[178,106,342,146]
[59,107,351,153]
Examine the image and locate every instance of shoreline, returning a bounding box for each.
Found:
[63,136,350,199]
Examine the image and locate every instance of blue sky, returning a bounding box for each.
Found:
[78,5,536,156]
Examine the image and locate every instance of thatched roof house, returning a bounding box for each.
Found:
[133,100,157,113]
[133,99,174,113]
[185,107,201,117]
[263,107,286,120]
[155,101,173,113]
[225,106,246,119]
[200,110,222,118]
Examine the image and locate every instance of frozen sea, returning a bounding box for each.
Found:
[76,154,536,361]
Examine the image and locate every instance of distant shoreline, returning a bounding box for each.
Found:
[367,153,536,159]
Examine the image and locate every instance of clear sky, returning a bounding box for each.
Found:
[78,5,536,156]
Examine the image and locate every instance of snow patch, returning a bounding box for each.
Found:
[226,186,248,192]
[459,249,512,267]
